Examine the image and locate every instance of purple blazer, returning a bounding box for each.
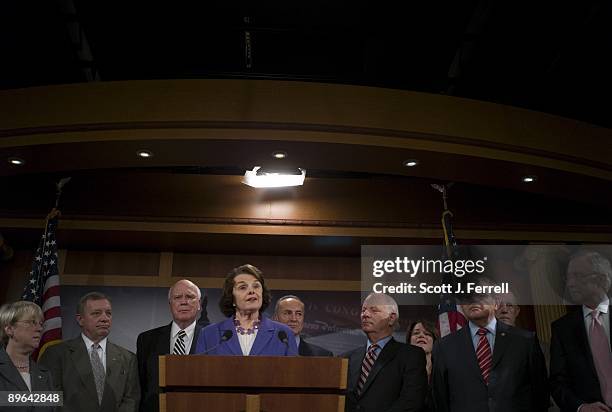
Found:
[195,316,298,356]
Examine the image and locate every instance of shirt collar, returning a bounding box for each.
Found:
[81,333,107,352]
[367,335,392,350]
[582,297,610,318]
[171,320,196,338]
[469,317,497,337]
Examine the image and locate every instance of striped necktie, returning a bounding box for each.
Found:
[90,343,105,404]
[357,343,379,396]
[590,310,612,406]
[173,330,187,355]
[476,328,492,384]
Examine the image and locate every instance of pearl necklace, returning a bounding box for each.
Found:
[233,317,260,335]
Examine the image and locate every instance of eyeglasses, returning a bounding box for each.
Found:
[16,319,44,328]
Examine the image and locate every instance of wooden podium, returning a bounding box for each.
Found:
[159,355,348,412]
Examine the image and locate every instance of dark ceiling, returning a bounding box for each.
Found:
[3,0,611,128]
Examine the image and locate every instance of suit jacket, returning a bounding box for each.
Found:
[345,338,427,412]
[298,339,333,357]
[432,321,549,412]
[39,337,139,412]
[195,316,298,356]
[136,322,202,412]
[0,345,55,412]
[550,306,611,412]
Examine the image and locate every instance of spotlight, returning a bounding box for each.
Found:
[272,151,287,159]
[522,175,537,183]
[136,150,153,158]
[403,159,419,167]
[8,157,25,166]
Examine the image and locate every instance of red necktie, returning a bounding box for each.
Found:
[357,343,379,395]
[476,328,492,384]
[590,310,612,406]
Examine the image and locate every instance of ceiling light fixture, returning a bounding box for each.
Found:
[403,159,419,167]
[8,157,25,166]
[272,151,287,159]
[243,166,306,188]
[522,175,537,183]
[136,150,153,158]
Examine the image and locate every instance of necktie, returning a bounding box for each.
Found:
[590,310,612,406]
[476,328,492,384]
[357,343,379,396]
[173,330,187,355]
[90,343,105,404]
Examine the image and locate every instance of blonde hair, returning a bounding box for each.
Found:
[0,301,43,345]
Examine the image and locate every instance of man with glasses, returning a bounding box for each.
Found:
[550,250,612,412]
[432,277,548,412]
[496,289,521,327]
[39,291,140,411]
[136,279,203,412]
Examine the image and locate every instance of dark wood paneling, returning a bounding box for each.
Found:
[63,251,159,276]
[173,253,359,281]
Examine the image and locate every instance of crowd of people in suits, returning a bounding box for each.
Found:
[0,251,610,412]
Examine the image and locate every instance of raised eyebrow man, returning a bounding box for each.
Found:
[274,295,333,357]
[136,279,203,412]
[344,292,427,412]
[39,291,140,412]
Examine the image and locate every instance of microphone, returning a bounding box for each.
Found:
[201,330,233,354]
[277,330,289,345]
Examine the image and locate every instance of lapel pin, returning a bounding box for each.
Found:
[500,332,506,337]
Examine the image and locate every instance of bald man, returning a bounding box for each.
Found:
[274,295,333,357]
[136,279,204,412]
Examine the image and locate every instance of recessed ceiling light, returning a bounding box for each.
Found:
[522,175,537,183]
[8,157,25,166]
[403,159,419,167]
[272,151,287,159]
[136,150,153,158]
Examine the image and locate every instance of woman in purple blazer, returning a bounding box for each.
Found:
[195,264,298,356]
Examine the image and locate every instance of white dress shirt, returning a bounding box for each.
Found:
[170,320,196,354]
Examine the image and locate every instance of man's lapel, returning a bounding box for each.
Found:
[156,323,172,355]
[360,338,399,396]
[68,337,99,400]
[190,323,203,354]
[491,321,510,369]
[348,346,366,391]
[461,326,486,386]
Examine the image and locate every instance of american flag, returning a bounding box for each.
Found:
[21,214,62,360]
[437,209,467,337]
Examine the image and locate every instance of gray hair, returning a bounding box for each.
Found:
[363,293,400,327]
[274,295,304,316]
[0,301,43,345]
[570,249,612,291]
[167,279,202,302]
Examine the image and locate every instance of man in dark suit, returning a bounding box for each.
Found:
[550,250,612,412]
[136,279,204,412]
[274,295,333,357]
[344,293,426,412]
[39,292,140,412]
[432,278,549,412]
